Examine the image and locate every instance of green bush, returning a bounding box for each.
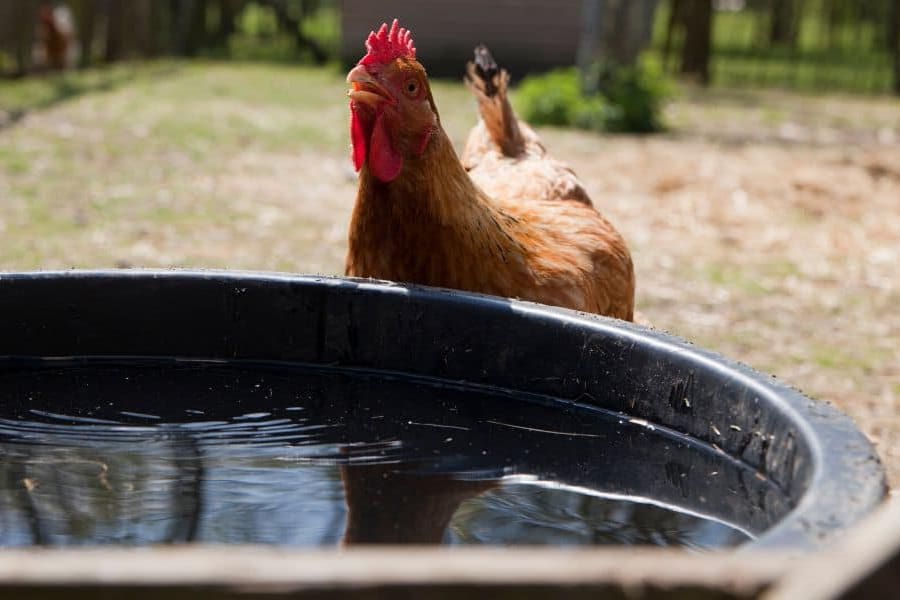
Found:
[516,61,671,134]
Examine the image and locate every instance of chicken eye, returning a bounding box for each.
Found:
[405,79,420,97]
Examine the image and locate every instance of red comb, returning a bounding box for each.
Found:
[360,19,416,66]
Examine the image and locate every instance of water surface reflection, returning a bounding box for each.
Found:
[0,359,763,549]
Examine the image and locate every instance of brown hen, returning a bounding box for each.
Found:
[345,21,635,321]
[462,44,592,206]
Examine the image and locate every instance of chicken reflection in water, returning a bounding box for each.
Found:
[341,463,497,544]
[343,466,746,548]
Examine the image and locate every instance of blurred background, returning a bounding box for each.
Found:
[0,1,898,485]
[1,1,898,92]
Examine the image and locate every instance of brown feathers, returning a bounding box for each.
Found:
[346,128,635,321]
[345,37,634,321]
[462,46,592,207]
[464,47,525,158]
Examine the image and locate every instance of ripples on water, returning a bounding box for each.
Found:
[0,359,757,549]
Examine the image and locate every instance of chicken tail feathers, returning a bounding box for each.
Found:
[472,44,500,96]
[465,45,525,158]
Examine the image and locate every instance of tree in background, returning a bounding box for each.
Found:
[0,0,334,75]
[103,0,124,62]
[671,0,713,84]
[577,0,661,93]
[69,0,95,68]
[265,0,328,63]
[605,0,661,67]
[212,0,240,48]
[769,0,803,47]
[662,0,714,84]
[890,0,900,93]
[559,0,670,133]
[0,1,41,76]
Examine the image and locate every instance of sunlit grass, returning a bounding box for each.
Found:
[0,63,181,114]
[652,4,895,94]
[0,61,476,273]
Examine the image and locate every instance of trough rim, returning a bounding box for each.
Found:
[0,269,887,553]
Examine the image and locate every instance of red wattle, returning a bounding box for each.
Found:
[350,103,368,172]
[369,114,403,182]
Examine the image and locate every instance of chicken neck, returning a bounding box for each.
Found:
[346,126,526,294]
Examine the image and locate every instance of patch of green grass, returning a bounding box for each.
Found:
[763,260,801,279]
[0,245,42,270]
[0,61,357,271]
[761,106,787,126]
[709,51,892,94]
[0,61,351,155]
[134,64,347,153]
[701,263,770,296]
[0,63,175,114]
[228,33,301,63]
[0,147,29,174]
[810,343,890,373]
[652,3,895,94]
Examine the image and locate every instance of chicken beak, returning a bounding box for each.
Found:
[347,65,394,107]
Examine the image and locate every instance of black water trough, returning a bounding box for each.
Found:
[0,270,886,551]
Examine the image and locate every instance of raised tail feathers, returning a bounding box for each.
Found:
[464,44,525,158]
[471,44,500,96]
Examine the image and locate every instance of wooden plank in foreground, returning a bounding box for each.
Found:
[0,546,792,599]
[765,497,900,600]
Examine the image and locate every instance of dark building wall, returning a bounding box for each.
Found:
[340,0,583,78]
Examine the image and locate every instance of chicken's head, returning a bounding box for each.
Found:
[347,20,438,183]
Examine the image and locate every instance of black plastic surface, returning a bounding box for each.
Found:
[0,270,886,550]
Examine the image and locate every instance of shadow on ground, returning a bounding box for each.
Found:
[0,63,181,131]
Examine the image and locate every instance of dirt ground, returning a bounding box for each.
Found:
[550,90,900,487]
[552,91,900,488]
[1,67,898,486]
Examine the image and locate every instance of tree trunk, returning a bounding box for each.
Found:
[602,0,661,67]
[576,0,604,93]
[212,0,239,48]
[172,0,207,56]
[825,0,840,50]
[104,0,125,62]
[662,0,684,68]
[635,0,661,50]
[895,39,900,96]
[8,0,40,76]
[606,0,633,65]
[188,0,208,55]
[680,0,713,85]
[131,0,157,57]
[769,0,797,46]
[70,0,96,68]
[890,0,900,94]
